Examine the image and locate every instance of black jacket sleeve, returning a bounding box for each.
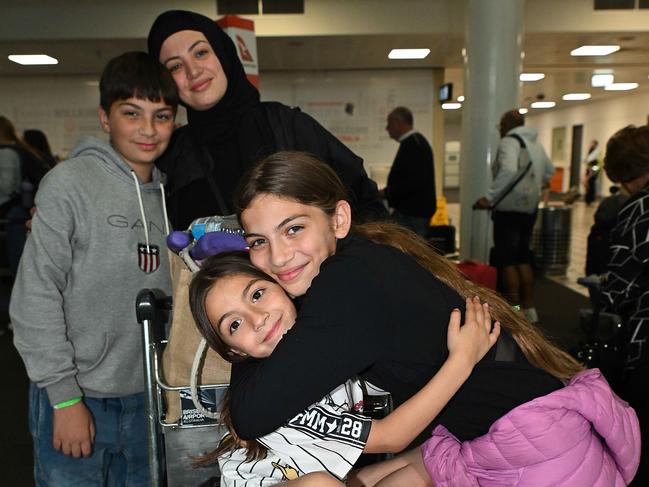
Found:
[229,251,390,439]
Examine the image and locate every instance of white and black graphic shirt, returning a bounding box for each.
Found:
[218,379,373,485]
[603,184,649,369]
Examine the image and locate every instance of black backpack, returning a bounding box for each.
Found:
[0,144,49,215]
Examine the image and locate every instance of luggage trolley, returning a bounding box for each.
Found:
[136,288,227,487]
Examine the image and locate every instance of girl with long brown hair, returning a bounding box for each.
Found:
[222,151,638,486]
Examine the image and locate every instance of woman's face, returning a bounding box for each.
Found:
[159,30,228,111]
[241,194,350,298]
[206,274,297,358]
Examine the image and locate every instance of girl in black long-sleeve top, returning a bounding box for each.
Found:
[226,152,584,453]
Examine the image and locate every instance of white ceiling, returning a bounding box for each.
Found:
[1,1,649,111]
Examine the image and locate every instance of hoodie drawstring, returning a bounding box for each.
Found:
[159,182,170,235]
[131,171,170,250]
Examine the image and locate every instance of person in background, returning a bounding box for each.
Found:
[583,139,601,206]
[601,124,649,487]
[23,129,58,169]
[380,107,436,237]
[473,109,555,324]
[147,10,386,230]
[10,52,175,486]
[0,116,49,279]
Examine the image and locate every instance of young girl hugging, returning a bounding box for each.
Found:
[226,151,639,486]
[189,251,500,486]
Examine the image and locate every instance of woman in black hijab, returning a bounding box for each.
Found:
[148,10,385,229]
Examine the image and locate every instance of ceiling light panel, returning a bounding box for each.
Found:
[520,73,545,81]
[388,49,430,60]
[441,102,461,110]
[604,82,638,91]
[562,93,591,100]
[8,54,58,65]
[530,101,556,108]
[591,71,614,87]
[570,45,620,56]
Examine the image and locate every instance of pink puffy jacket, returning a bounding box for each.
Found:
[422,369,640,486]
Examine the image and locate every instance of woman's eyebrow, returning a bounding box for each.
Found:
[162,40,208,65]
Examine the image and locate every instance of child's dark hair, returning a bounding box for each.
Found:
[189,251,272,464]
[99,51,179,114]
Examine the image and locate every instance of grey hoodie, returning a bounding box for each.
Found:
[11,136,172,406]
[487,125,555,211]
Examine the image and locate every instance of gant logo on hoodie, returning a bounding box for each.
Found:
[138,243,160,273]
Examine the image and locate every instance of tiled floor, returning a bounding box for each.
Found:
[447,200,596,297]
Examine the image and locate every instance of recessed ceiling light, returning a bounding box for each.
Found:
[530,101,556,109]
[518,108,529,114]
[570,45,620,56]
[604,82,638,91]
[8,54,58,65]
[562,93,591,101]
[441,102,461,110]
[388,49,430,60]
[457,95,465,102]
[592,70,614,87]
[520,73,545,81]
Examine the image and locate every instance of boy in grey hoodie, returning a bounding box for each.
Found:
[10,52,177,486]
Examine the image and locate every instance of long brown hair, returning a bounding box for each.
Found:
[189,251,270,464]
[236,151,584,380]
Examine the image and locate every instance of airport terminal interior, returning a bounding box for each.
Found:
[1,0,648,485]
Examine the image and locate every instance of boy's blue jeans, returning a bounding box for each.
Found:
[29,383,150,486]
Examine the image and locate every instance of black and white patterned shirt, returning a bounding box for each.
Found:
[602,183,649,369]
[218,379,375,486]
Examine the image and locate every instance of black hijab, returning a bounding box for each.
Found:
[148,10,261,143]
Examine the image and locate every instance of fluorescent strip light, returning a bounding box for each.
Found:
[520,73,545,81]
[388,48,430,60]
[8,54,58,65]
[441,102,461,110]
[570,45,620,56]
[591,72,614,87]
[457,95,465,102]
[562,93,591,101]
[518,108,529,114]
[604,82,638,91]
[530,101,556,109]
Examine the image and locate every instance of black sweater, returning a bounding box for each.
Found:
[385,132,437,218]
[156,102,386,230]
[230,234,562,441]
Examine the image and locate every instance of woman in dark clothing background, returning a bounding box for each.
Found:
[147,10,385,230]
[23,129,58,169]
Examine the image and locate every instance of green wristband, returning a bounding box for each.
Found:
[53,397,82,410]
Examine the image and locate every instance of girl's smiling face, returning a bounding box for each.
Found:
[205,274,297,358]
[241,194,351,298]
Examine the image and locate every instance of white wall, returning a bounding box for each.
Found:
[0,69,435,189]
[0,77,106,157]
[261,69,435,187]
[527,88,649,194]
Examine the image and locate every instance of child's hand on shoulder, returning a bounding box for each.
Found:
[447,296,501,368]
